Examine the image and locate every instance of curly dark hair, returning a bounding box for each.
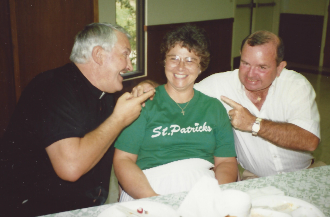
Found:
[160,24,210,72]
[240,30,284,66]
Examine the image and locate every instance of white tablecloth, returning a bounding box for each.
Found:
[43,165,330,217]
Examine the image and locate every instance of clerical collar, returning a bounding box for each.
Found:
[99,92,105,99]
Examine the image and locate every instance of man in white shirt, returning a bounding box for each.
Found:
[194,30,322,179]
[138,30,323,179]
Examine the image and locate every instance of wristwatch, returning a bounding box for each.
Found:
[252,117,262,136]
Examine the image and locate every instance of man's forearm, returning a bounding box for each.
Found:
[47,91,155,181]
[257,120,319,151]
[78,113,127,173]
[46,113,126,182]
[81,90,157,173]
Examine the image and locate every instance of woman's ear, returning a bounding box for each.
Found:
[92,46,104,65]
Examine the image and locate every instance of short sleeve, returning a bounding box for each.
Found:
[36,81,88,147]
[286,78,320,138]
[213,101,236,157]
[115,108,147,154]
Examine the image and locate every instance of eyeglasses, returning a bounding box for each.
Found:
[165,55,200,69]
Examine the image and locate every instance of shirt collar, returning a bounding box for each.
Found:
[72,63,106,99]
[71,63,107,99]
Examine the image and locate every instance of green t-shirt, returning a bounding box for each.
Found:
[115,85,236,170]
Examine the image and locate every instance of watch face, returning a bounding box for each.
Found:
[252,118,262,136]
[252,123,260,132]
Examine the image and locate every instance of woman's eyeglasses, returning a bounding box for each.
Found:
[166,55,200,69]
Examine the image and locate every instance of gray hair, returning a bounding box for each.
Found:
[70,23,131,63]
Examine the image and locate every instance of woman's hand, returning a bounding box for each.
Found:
[131,80,159,102]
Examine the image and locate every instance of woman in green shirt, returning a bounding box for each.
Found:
[114,24,238,202]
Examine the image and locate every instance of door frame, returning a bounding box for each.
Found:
[321,0,330,68]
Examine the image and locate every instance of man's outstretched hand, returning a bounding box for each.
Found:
[220,96,256,132]
[113,89,156,127]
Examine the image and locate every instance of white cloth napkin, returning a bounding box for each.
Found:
[177,177,286,217]
[177,176,252,217]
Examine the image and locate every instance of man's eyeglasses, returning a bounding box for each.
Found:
[166,55,200,69]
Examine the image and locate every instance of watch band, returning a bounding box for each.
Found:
[252,117,262,136]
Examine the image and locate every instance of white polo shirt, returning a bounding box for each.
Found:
[194,69,320,177]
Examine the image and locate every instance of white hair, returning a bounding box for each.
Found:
[70,23,131,63]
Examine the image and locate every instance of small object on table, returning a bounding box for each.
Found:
[116,204,143,216]
[137,207,143,214]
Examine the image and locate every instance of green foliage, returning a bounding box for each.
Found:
[116,0,137,70]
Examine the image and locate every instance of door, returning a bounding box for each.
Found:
[252,0,278,33]
[232,0,279,68]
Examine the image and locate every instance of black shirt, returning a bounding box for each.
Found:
[0,63,115,216]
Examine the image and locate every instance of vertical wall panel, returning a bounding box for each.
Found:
[0,0,16,137]
[1,0,97,137]
[13,0,97,94]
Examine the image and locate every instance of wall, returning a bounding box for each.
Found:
[281,0,327,16]
[98,1,235,26]
[99,0,116,23]
[145,0,234,25]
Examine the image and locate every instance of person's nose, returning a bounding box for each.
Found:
[247,66,257,77]
[178,58,185,71]
[126,58,133,71]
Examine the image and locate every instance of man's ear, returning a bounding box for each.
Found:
[276,61,287,77]
[92,46,105,65]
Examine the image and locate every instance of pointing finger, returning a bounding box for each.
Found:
[221,95,242,109]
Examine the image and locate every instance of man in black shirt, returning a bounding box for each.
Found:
[0,23,154,216]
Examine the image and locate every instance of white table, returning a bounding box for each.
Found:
[43,165,330,217]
